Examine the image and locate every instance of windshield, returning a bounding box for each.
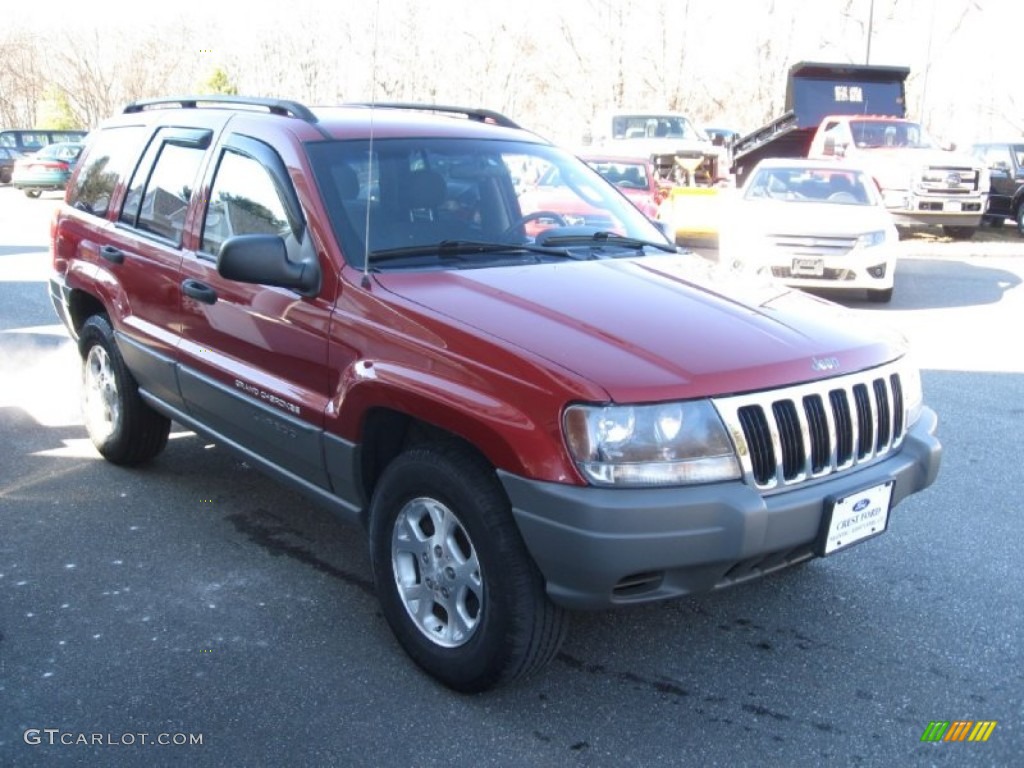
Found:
[611,115,708,142]
[306,138,667,270]
[744,166,879,206]
[849,120,938,150]
[37,143,83,161]
[583,158,652,190]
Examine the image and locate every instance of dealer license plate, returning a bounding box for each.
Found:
[792,257,824,277]
[818,481,894,555]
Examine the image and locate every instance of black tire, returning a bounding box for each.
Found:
[941,225,975,240]
[1017,206,1024,236]
[0,169,10,184]
[25,189,42,198]
[867,287,893,303]
[78,315,170,465]
[981,215,1004,228]
[368,442,568,692]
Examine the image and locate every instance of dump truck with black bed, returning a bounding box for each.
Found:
[731,62,988,239]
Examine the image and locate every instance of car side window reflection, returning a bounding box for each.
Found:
[201,150,291,256]
[120,139,205,246]
[68,126,146,218]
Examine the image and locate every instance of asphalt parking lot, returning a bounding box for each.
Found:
[2,185,1022,767]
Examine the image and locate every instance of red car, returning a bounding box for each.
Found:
[582,154,666,218]
[50,96,940,692]
[516,154,664,238]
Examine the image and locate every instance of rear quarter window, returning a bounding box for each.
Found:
[68,127,147,218]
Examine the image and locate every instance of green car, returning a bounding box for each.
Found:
[12,142,85,198]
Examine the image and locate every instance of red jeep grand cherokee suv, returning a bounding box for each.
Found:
[50,97,941,692]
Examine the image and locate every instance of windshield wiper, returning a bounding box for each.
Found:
[368,239,586,267]
[536,231,677,253]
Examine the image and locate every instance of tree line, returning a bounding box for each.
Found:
[1,0,1017,147]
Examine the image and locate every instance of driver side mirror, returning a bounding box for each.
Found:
[218,234,320,297]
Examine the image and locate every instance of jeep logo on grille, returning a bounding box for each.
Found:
[811,356,840,372]
[946,172,962,185]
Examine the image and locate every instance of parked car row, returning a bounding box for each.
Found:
[565,135,1023,307]
[3,141,85,196]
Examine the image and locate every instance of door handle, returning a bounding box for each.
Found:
[181,279,217,305]
[99,245,124,264]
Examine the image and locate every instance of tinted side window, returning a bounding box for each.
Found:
[121,141,205,245]
[67,127,146,218]
[201,149,291,255]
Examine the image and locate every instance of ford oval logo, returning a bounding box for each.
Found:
[853,498,870,512]
[811,356,840,372]
[946,172,962,185]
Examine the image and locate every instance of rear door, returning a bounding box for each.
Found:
[176,133,333,488]
[78,125,211,409]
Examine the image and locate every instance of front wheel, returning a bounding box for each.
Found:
[867,287,893,303]
[368,442,568,692]
[1017,206,1024,236]
[79,315,170,465]
[24,189,42,198]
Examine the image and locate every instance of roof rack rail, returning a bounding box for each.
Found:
[346,102,521,129]
[123,96,318,123]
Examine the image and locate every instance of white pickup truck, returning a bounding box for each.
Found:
[809,115,989,239]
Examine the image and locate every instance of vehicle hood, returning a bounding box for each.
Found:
[858,146,977,166]
[373,254,905,403]
[854,147,983,186]
[734,200,894,237]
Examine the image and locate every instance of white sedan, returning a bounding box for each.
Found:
[720,158,899,303]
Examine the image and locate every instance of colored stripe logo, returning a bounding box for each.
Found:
[921,721,997,742]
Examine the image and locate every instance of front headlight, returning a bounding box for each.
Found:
[901,359,924,428]
[856,230,888,248]
[563,400,741,487]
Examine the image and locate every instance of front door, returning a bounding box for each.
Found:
[177,135,333,488]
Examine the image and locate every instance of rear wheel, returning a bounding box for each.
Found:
[368,442,568,692]
[1017,206,1024,236]
[24,189,42,198]
[79,315,170,465]
[0,169,10,184]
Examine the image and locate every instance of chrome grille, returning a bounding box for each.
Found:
[767,234,857,257]
[714,361,908,491]
[917,166,979,194]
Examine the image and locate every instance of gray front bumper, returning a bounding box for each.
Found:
[501,407,941,610]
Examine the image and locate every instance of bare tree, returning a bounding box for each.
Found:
[0,28,45,127]
[3,0,1016,144]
